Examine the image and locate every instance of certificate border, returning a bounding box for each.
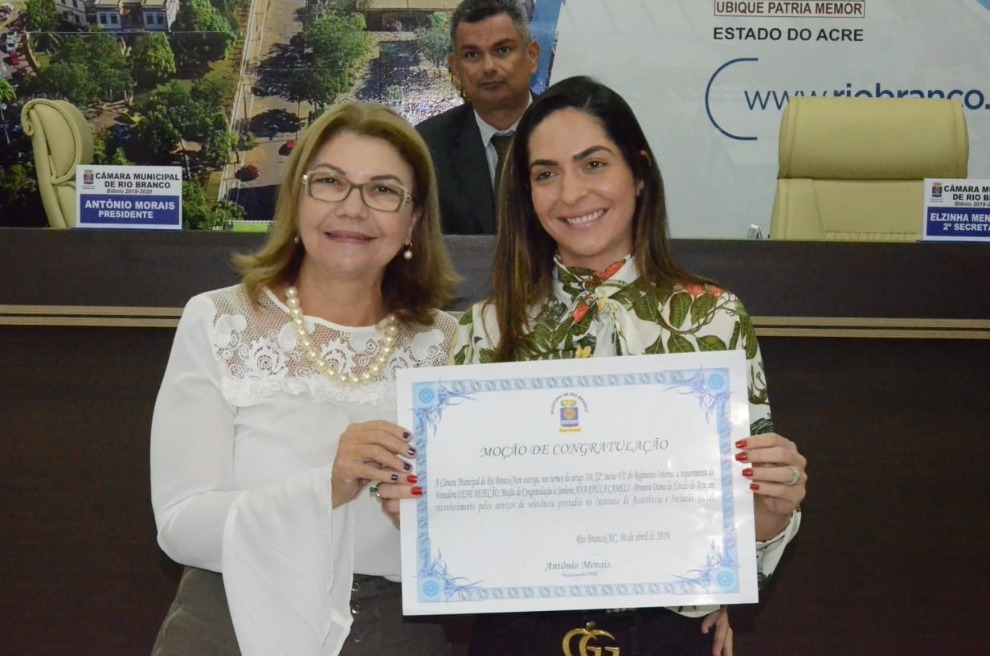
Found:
[408,366,746,607]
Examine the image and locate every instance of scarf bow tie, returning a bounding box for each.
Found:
[554,257,648,356]
[566,259,626,325]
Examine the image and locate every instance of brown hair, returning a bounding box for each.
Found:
[490,76,712,360]
[234,102,458,324]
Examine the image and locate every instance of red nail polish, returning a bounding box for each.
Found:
[735,452,748,462]
[407,474,418,484]
[735,440,747,449]
[411,486,423,496]
[742,468,754,478]
[749,483,760,491]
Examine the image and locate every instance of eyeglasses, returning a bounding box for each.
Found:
[302,170,412,213]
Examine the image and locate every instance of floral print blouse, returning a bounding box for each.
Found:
[452,255,800,608]
[453,255,773,436]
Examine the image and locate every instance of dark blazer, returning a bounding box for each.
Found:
[416,103,497,235]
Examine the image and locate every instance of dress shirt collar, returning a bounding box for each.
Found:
[473,95,533,185]
[473,94,533,145]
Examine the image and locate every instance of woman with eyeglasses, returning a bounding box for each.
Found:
[150,103,458,656]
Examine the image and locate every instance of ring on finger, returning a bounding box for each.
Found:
[369,483,383,499]
[785,465,801,487]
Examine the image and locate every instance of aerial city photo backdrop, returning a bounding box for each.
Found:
[0,0,560,229]
[2,0,988,237]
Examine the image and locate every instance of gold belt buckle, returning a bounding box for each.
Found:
[562,621,620,656]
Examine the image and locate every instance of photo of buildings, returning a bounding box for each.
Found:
[0,0,560,229]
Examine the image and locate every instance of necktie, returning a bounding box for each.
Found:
[491,132,514,192]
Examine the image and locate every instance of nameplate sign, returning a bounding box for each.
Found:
[923,179,990,242]
[76,165,182,230]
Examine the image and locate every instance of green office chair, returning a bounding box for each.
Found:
[21,99,94,229]
[770,97,969,241]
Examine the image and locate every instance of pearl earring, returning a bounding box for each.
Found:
[402,243,413,260]
[293,234,300,244]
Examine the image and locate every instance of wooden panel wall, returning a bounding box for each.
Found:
[1,229,987,655]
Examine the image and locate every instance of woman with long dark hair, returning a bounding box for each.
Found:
[453,76,806,655]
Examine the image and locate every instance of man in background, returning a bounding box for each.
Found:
[417,0,540,234]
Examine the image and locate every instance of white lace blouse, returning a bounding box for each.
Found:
[151,284,458,655]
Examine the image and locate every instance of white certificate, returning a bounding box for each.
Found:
[397,351,758,615]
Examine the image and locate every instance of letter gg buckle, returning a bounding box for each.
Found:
[562,627,620,656]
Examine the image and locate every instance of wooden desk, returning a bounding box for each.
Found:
[1,229,987,655]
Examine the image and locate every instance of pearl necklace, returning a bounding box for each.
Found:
[284,286,399,386]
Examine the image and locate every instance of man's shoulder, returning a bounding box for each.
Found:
[416,102,474,140]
